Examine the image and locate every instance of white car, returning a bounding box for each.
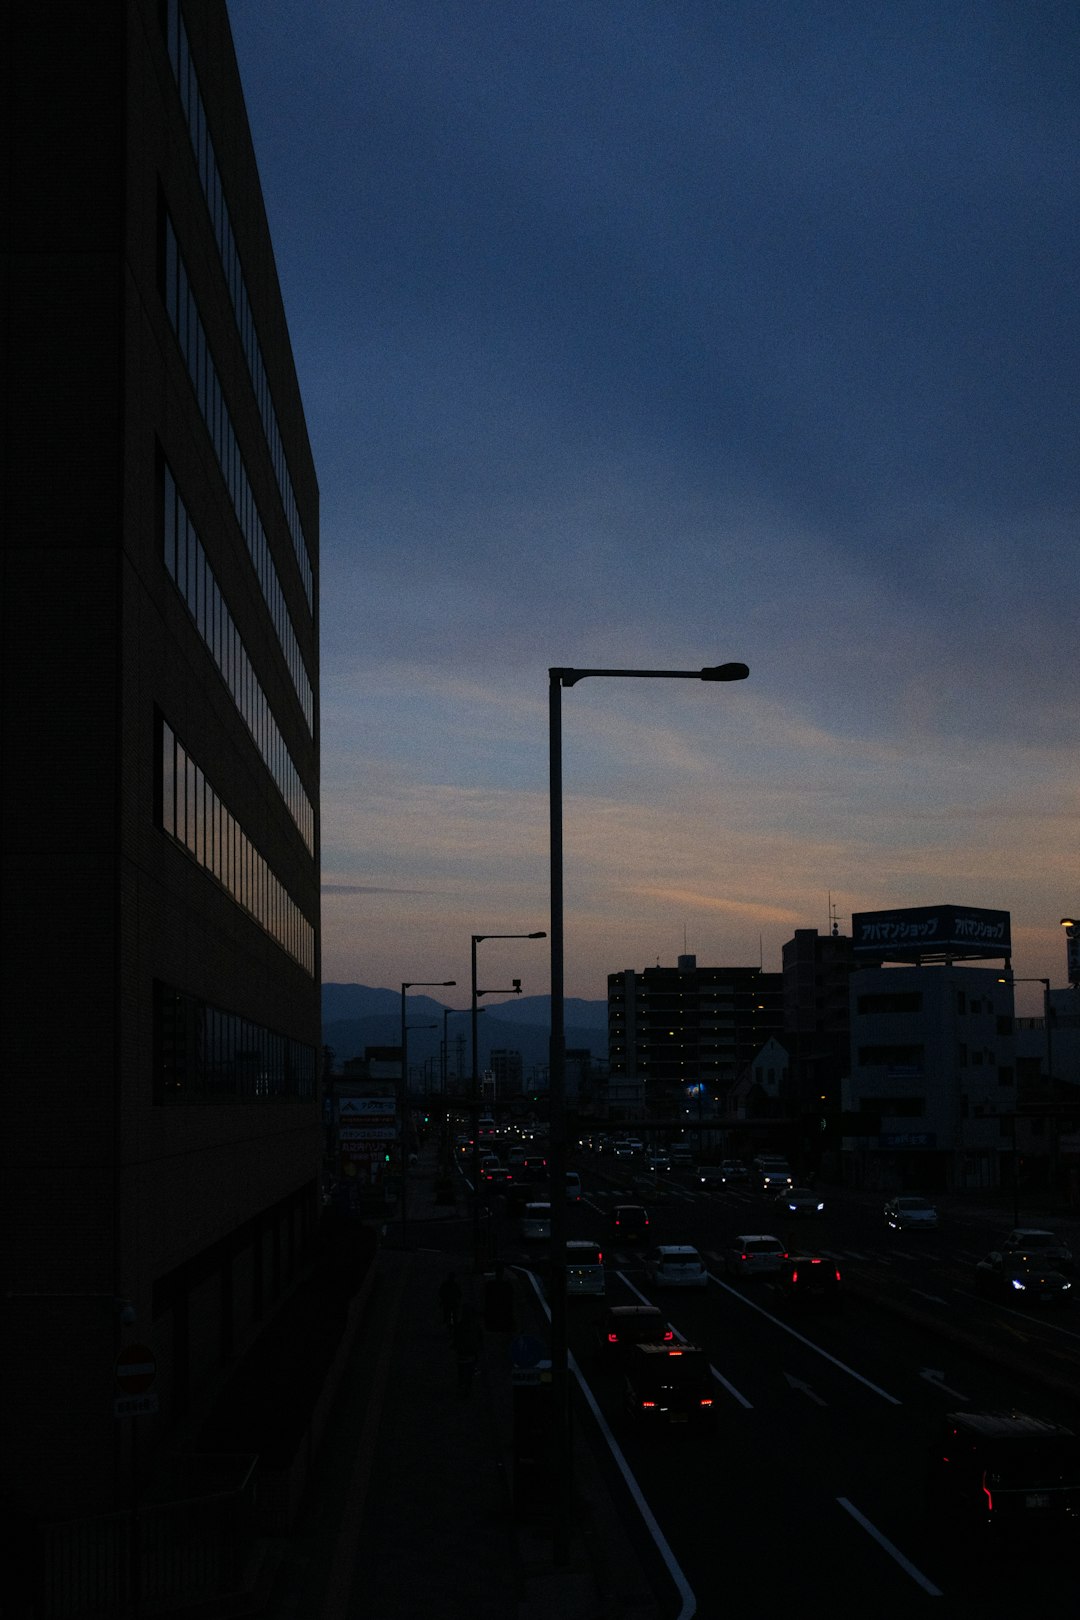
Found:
[725,1234,788,1277]
[644,1245,709,1289]
[520,1201,551,1241]
[883,1195,939,1231]
[774,1187,825,1217]
[565,1240,606,1297]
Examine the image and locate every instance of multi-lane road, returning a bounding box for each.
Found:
[488,1161,1080,1613]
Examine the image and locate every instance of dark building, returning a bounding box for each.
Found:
[608,956,783,1117]
[3,0,320,1523]
[781,927,856,1110]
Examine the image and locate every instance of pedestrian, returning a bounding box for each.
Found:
[453,1301,483,1394]
[438,1271,461,1336]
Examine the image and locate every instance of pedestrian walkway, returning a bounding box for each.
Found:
[263,1144,665,1620]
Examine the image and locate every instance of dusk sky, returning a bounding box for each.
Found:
[228,0,1079,1013]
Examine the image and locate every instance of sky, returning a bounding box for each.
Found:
[227,0,1079,1015]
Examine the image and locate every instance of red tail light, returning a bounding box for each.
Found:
[791,1269,798,1283]
[982,1473,994,1512]
[835,1268,842,1282]
[662,1329,674,1342]
[642,1400,656,1409]
[700,1398,713,1407]
[607,1332,618,1344]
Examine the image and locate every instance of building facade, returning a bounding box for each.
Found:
[842,965,1015,1190]
[607,956,783,1120]
[3,0,321,1519]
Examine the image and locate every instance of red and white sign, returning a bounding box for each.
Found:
[115,1344,157,1395]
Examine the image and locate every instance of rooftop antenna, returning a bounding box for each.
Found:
[828,892,841,937]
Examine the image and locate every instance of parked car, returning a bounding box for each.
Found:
[724,1234,788,1278]
[644,1245,709,1289]
[974,1251,1073,1305]
[927,1410,1080,1533]
[773,1254,843,1307]
[1002,1229,1074,1274]
[884,1195,940,1231]
[594,1304,675,1366]
[623,1343,714,1427]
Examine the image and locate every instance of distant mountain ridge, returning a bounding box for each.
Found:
[321,983,608,1073]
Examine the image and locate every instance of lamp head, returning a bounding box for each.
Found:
[700,662,750,682]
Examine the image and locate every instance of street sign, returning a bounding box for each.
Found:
[114,1393,159,1418]
[115,1344,156,1394]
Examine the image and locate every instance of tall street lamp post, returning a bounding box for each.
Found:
[548,660,748,1564]
[469,932,546,1263]
[400,981,455,1246]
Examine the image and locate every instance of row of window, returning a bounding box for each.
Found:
[163,463,314,854]
[161,718,315,976]
[163,0,313,612]
[162,210,314,735]
[155,979,316,1103]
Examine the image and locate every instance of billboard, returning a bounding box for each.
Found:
[851,904,1011,963]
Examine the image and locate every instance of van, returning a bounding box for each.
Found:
[566,1240,605,1298]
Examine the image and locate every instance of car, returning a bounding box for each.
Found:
[519,1201,551,1241]
[1002,1229,1074,1274]
[610,1203,650,1242]
[927,1410,1080,1534]
[774,1186,825,1217]
[974,1251,1073,1305]
[724,1234,788,1278]
[644,1245,709,1289]
[720,1160,748,1183]
[669,1144,694,1167]
[884,1195,940,1231]
[482,1165,515,1189]
[594,1304,675,1366]
[564,1172,582,1201]
[522,1154,549,1179]
[774,1254,843,1307]
[623,1343,715,1427]
[565,1240,605,1298]
[507,1145,526,1167]
[646,1152,672,1173]
[759,1167,794,1194]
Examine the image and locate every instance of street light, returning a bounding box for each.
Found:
[400,980,455,1247]
[1061,919,1080,988]
[469,932,546,1262]
[548,659,748,1564]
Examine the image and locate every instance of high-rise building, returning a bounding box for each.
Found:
[607,956,783,1116]
[3,0,321,1521]
[781,927,855,1109]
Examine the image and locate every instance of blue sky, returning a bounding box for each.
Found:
[228,0,1079,1010]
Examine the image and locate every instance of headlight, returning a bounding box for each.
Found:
[1010,1278,1026,1291]
[816,1203,825,1211]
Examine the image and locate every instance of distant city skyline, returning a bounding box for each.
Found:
[229,2,1078,1013]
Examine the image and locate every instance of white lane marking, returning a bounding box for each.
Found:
[785,1373,827,1406]
[951,1288,1080,1339]
[708,1272,903,1405]
[836,1497,943,1597]
[910,1289,949,1305]
[919,1367,970,1400]
[522,1267,698,1620]
[710,1364,754,1409]
[616,1271,753,1408]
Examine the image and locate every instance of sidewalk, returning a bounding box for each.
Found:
[263,1146,666,1620]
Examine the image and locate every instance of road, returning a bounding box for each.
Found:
[480,1158,1080,1613]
